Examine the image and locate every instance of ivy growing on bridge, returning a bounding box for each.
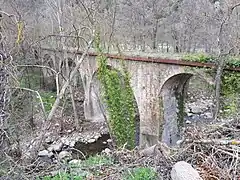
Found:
[221,72,240,116]
[183,53,240,68]
[95,34,136,149]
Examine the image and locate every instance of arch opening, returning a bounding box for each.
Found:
[160,73,214,146]
[160,73,193,146]
[41,54,56,92]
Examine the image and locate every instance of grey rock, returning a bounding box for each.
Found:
[48,152,54,158]
[171,161,202,180]
[61,137,70,146]
[187,112,193,117]
[94,134,101,140]
[69,159,81,165]
[103,148,111,154]
[47,146,54,152]
[204,112,212,119]
[106,139,112,143]
[69,141,76,147]
[38,150,49,157]
[186,120,191,124]
[58,151,72,160]
[52,142,63,152]
[45,136,53,144]
[38,150,54,158]
[190,105,203,114]
[87,138,96,143]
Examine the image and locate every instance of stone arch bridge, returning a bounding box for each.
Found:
[38,47,240,147]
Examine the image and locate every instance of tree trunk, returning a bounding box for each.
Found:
[152,19,159,50]
[213,56,224,120]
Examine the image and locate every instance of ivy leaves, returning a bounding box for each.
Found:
[95,34,136,149]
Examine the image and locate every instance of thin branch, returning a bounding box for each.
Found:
[47,39,94,121]
[9,87,47,120]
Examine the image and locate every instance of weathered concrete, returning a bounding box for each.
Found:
[39,49,215,147]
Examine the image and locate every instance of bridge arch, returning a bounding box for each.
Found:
[159,71,214,146]
[160,73,193,146]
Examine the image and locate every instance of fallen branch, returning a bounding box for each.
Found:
[184,138,240,145]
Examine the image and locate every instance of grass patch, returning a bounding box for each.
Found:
[123,167,158,180]
[38,91,56,113]
[41,172,85,180]
[82,154,114,167]
[69,154,114,168]
[41,155,114,179]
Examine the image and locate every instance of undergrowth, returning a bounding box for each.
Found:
[183,53,240,68]
[123,167,158,180]
[40,155,113,180]
[183,53,215,63]
[221,72,240,116]
[38,91,56,113]
[40,155,159,180]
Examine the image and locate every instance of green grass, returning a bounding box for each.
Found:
[82,154,113,167]
[38,91,56,113]
[42,172,84,180]
[123,167,158,180]
[41,155,114,180]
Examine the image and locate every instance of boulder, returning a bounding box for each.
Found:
[204,112,212,119]
[52,142,63,152]
[102,148,111,155]
[47,146,54,152]
[87,138,96,143]
[171,161,202,180]
[38,150,49,157]
[58,151,72,160]
[69,159,81,165]
[69,141,76,147]
[38,150,53,158]
[61,137,70,146]
[190,105,203,114]
[106,139,112,143]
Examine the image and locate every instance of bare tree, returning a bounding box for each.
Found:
[214,1,240,119]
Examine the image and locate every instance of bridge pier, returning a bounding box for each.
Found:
[138,96,161,147]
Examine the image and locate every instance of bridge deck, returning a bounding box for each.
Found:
[40,47,240,72]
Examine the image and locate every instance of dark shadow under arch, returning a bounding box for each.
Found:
[41,54,56,92]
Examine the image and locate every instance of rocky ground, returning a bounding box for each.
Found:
[1,75,240,179]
